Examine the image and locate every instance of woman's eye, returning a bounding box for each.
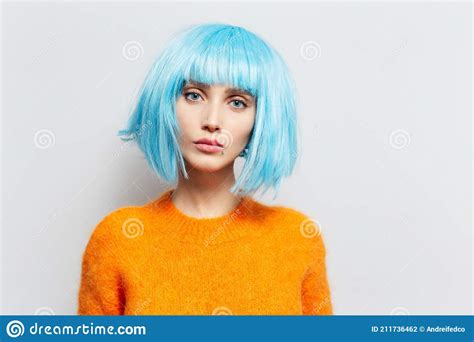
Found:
[184,92,202,101]
[184,92,247,109]
[230,99,247,109]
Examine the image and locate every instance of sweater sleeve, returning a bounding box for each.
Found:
[77,214,125,315]
[301,234,333,315]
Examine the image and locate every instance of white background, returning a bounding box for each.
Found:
[1,1,472,314]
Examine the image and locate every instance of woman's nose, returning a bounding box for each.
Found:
[202,102,222,131]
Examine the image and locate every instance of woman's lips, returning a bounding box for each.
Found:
[194,143,224,153]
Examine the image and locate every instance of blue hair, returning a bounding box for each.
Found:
[118,23,299,199]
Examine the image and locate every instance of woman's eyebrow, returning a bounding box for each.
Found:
[185,82,254,98]
[186,81,209,90]
[224,87,254,98]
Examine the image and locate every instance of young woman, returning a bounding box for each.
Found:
[78,23,333,315]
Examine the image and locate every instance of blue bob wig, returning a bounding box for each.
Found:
[118,22,299,198]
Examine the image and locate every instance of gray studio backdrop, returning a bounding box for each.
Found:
[1,2,472,315]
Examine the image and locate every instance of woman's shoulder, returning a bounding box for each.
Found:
[253,200,327,253]
[85,204,152,246]
[253,199,316,226]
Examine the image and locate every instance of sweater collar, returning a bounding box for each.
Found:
[145,189,273,245]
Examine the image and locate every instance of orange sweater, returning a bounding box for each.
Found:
[77,189,333,315]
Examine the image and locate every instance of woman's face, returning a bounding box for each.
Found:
[175,81,256,173]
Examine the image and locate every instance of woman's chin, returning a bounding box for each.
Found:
[184,156,232,173]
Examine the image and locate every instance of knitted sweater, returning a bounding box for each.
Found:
[77,189,333,315]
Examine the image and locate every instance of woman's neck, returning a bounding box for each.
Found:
[170,163,244,219]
